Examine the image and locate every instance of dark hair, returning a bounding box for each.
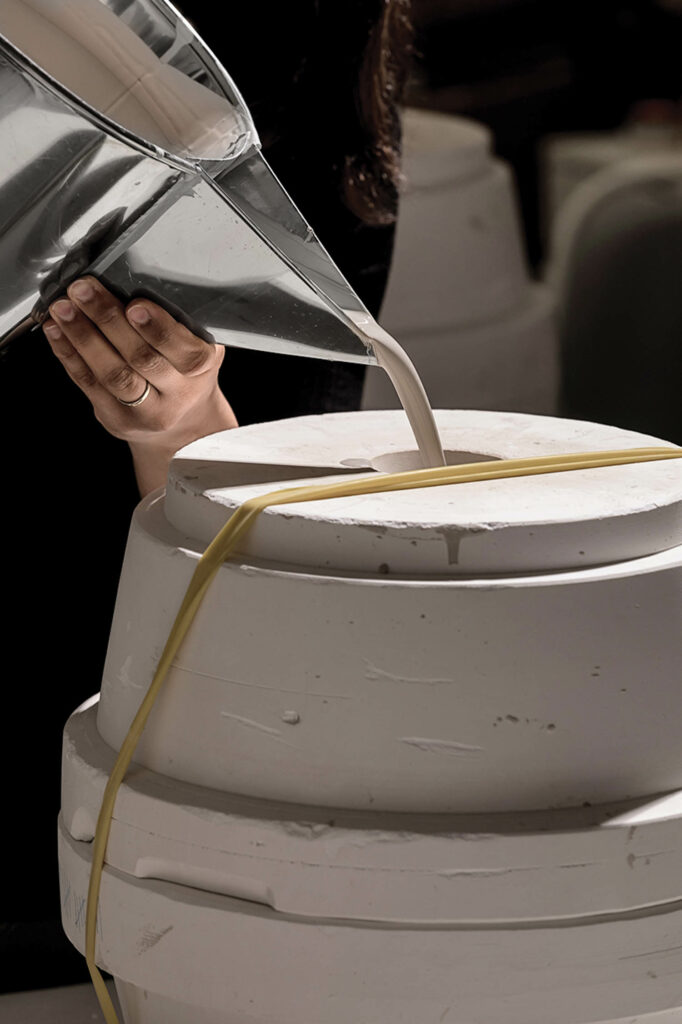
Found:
[183,2,413,226]
[342,0,414,226]
[265,0,415,227]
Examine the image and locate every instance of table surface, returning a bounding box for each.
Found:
[0,982,119,1023]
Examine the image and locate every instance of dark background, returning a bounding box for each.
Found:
[410,0,682,268]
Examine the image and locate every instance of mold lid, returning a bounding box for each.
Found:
[166,410,682,576]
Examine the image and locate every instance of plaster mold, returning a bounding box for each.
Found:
[379,115,529,332]
[95,411,682,812]
[64,702,682,926]
[59,815,682,1023]
[59,409,682,1022]
[361,109,558,415]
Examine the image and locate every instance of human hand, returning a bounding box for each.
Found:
[43,277,237,494]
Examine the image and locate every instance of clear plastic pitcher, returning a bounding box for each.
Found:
[0,0,375,363]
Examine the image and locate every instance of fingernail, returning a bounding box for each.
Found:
[69,279,95,302]
[43,323,62,340]
[127,305,150,326]
[52,300,75,322]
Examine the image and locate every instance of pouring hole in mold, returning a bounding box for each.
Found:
[364,450,501,474]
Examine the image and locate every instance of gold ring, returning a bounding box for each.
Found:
[117,380,151,407]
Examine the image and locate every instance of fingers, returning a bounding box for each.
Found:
[45,277,224,444]
[50,277,220,388]
[44,279,235,469]
[124,300,221,378]
[48,296,155,408]
[42,318,130,417]
[60,278,175,394]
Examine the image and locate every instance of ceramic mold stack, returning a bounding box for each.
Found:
[541,124,682,229]
[59,409,682,1023]
[362,110,559,416]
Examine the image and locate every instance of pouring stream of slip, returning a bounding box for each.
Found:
[346,311,446,469]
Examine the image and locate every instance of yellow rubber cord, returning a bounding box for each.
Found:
[85,446,682,1022]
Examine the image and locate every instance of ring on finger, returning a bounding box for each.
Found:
[117,380,152,407]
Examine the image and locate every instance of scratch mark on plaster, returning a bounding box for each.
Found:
[619,943,682,961]
[117,654,142,690]
[137,925,174,955]
[172,662,351,699]
[625,850,670,867]
[438,866,536,878]
[399,737,484,756]
[219,712,283,737]
[74,896,86,929]
[365,662,453,685]
[219,712,300,750]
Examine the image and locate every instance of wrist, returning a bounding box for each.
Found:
[129,389,238,495]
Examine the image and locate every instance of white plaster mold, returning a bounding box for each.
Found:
[165,410,682,574]
[59,811,682,1023]
[361,110,559,416]
[90,411,682,813]
[65,701,682,926]
[59,409,682,1023]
